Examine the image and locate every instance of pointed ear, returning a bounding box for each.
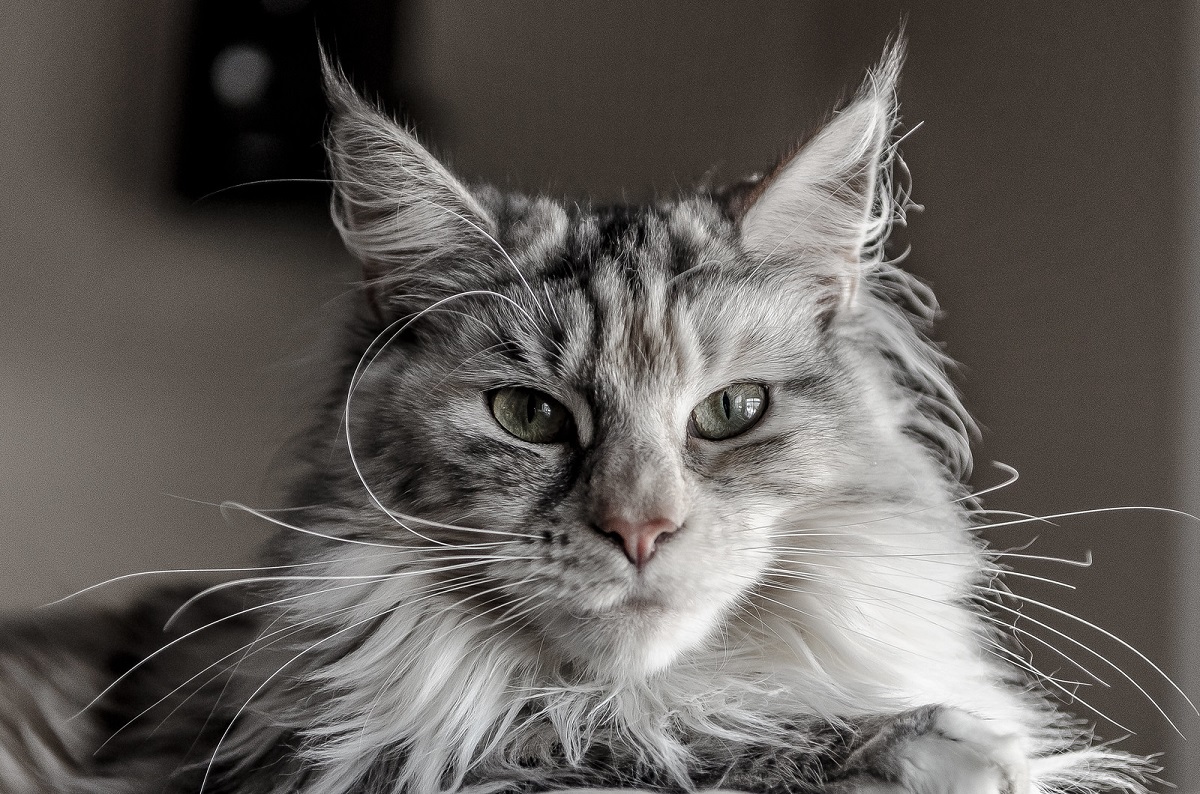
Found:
[738,42,903,307]
[322,56,495,306]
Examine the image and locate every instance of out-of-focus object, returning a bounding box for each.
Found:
[175,0,402,204]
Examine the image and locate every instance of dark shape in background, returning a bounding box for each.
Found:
[175,0,401,204]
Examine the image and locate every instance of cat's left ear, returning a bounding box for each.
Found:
[736,42,903,308]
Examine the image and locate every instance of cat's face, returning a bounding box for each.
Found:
[319,48,968,679]
[345,197,881,677]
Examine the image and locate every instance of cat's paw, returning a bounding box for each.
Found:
[896,708,1029,794]
[838,706,1030,794]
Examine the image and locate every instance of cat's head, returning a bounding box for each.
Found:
[309,44,975,682]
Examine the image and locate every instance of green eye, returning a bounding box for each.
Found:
[491,387,573,443]
[690,383,768,440]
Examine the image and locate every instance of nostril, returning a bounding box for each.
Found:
[594,523,627,551]
[596,517,679,569]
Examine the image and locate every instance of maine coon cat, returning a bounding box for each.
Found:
[0,43,1164,793]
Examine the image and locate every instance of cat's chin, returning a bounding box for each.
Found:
[538,594,725,678]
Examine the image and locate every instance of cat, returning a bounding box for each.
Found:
[0,42,1160,793]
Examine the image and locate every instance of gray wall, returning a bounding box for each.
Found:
[1174,3,1200,789]
[1,0,1192,788]
[0,1,354,606]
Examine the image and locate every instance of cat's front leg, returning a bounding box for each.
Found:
[826,706,1030,794]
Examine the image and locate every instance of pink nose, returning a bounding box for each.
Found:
[600,517,679,569]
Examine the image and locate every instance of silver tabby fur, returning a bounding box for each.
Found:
[0,44,1154,793]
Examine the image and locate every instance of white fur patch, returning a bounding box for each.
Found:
[891,709,1030,794]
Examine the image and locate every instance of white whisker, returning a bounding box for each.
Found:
[980,505,1200,531]
[166,557,536,630]
[980,594,1186,736]
[988,589,1198,718]
[990,550,1094,567]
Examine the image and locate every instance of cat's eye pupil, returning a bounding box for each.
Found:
[690,383,768,441]
[491,387,571,444]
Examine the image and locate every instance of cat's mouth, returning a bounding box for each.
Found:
[620,594,670,613]
[564,588,674,620]
[591,592,674,619]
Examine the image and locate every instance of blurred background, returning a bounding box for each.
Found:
[2,0,1197,789]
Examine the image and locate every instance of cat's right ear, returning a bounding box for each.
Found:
[322,56,495,313]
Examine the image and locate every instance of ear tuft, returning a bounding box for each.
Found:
[739,39,906,308]
[321,54,495,295]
